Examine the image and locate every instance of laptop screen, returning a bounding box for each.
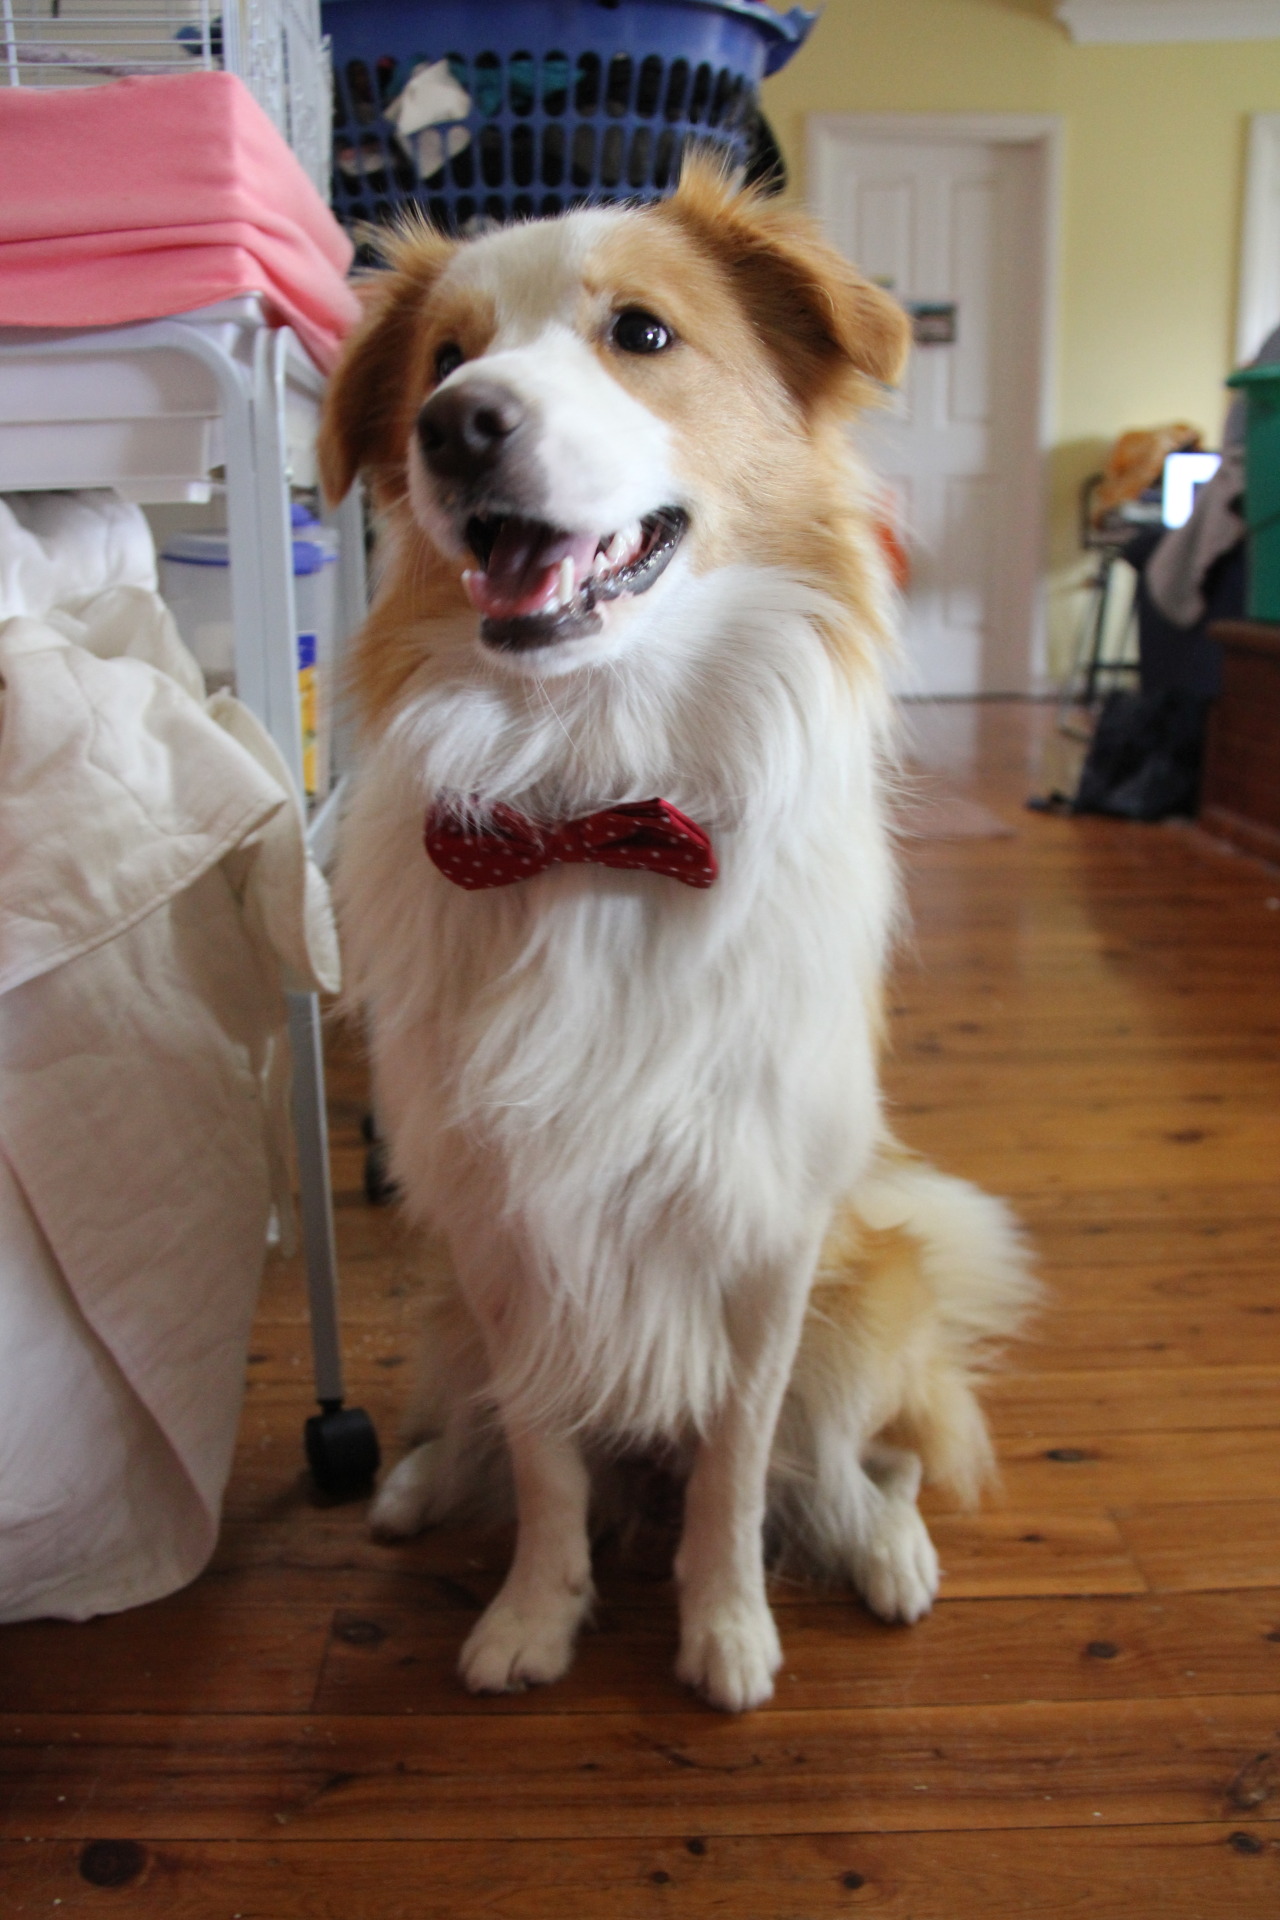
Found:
[1162,451,1222,529]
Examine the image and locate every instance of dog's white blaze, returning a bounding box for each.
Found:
[409,208,678,545]
[440,203,625,334]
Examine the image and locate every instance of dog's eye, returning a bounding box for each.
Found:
[611,310,673,356]
[434,342,465,383]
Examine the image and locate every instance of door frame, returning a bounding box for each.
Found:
[806,113,1064,694]
[1238,113,1280,364]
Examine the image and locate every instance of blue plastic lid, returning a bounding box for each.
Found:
[714,1,817,76]
[292,538,335,576]
[162,529,334,575]
[321,0,817,77]
[160,532,229,568]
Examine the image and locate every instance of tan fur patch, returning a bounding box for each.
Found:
[342,545,470,730]
[655,161,910,404]
[318,221,463,507]
[813,1218,931,1351]
[319,224,492,727]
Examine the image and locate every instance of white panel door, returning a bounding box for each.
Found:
[815,135,1044,695]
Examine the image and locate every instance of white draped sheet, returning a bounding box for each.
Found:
[0,496,339,1621]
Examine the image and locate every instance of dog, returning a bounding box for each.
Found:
[318,161,1035,1713]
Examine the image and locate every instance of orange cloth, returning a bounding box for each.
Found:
[1092,423,1202,523]
[874,513,910,591]
[0,72,359,371]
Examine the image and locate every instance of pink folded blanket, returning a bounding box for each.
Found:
[0,72,360,371]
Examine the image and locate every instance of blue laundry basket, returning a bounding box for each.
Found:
[321,0,815,238]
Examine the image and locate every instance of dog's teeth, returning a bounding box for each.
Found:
[604,532,627,566]
[558,556,575,605]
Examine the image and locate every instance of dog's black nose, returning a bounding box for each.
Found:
[417,381,528,484]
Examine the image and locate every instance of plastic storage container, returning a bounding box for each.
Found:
[1227,363,1280,622]
[322,0,815,236]
[159,504,338,795]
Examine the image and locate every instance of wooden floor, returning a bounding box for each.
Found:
[4,700,1280,1916]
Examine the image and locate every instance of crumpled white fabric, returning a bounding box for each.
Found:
[0,491,157,622]
[0,563,339,1622]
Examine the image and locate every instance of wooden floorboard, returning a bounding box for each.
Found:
[3,1828,1277,1920]
[4,1699,1280,1840]
[306,1590,1280,1717]
[5,700,1280,1915]
[15,1588,1273,1722]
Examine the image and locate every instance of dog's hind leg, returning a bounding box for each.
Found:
[369,1403,487,1541]
[770,1152,1035,1616]
[674,1238,820,1713]
[369,1266,495,1540]
[822,1438,940,1624]
[459,1424,595,1693]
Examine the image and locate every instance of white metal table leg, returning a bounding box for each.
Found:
[287,989,344,1404]
[249,326,307,791]
[244,328,377,1491]
[327,477,368,787]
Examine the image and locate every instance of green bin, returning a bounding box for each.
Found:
[1227,361,1280,619]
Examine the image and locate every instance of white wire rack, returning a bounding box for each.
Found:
[0,0,331,197]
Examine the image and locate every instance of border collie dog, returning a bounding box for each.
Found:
[319,163,1034,1712]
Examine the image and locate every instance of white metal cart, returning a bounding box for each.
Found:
[2,0,377,1491]
[0,297,379,1492]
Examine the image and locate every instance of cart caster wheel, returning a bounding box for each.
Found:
[305,1402,381,1498]
[364,1139,400,1206]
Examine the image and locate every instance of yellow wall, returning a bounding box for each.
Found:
[761,0,1280,676]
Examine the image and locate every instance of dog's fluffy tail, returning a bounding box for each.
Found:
[769,1146,1037,1569]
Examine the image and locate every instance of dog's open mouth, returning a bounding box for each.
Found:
[462,507,688,652]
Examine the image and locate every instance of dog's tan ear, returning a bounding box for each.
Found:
[665,157,910,410]
[319,224,455,504]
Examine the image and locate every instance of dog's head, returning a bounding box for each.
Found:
[321,161,908,683]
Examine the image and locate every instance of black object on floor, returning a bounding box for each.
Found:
[1071,688,1211,821]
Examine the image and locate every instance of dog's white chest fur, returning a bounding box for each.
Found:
[338,565,896,1440]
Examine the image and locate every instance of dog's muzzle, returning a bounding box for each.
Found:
[416,378,689,654]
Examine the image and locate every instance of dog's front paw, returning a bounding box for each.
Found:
[459,1585,591,1694]
[676,1596,782,1712]
[853,1503,940,1624]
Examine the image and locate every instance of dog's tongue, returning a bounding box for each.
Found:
[466,518,600,620]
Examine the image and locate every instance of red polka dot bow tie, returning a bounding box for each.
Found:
[424,795,718,890]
